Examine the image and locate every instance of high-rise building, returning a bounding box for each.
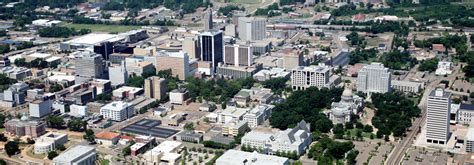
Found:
[238,17,266,41]
[156,51,197,80]
[224,44,253,66]
[356,63,391,94]
[291,65,331,90]
[108,61,128,86]
[199,30,223,74]
[203,8,213,31]
[426,87,451,145]
[182,37,200,59]
[144,76,167,100]
[75,52,106,84]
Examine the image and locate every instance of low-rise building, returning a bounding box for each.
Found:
[112,86,143,100]
[52,145,96,165]
[162,113,185,126]
[170,88,188,105]
[95,131,120,146]
[222,120,249,137]
[34,132,68,154]
[4,119,46,138]
[216,150,289,165]
[391,80,423,93]
[253,68,290,82]
[69,104,88,117]
[141,141,183,165]
[176,130,203,143]
[242,120,311,155]
[243,104,274,128]
[291,64,335,90]
[218,106,249,124]
[458,103,474,125]
[100,101,134,121]
[435,61,453,76]
[466,127,474,153]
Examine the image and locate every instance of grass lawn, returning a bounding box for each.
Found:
[228,0,261,4]
[346,128,375,139]
[63,24,141,33]
[100,159,110,165]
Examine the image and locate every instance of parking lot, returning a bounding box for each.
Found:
[354,141,394,165]
[402,147,449,165]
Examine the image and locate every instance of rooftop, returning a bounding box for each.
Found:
[101,101,132,111]
[217,150,288,165]
[461,103,474,111]
[64,33,121,45]
[95,131,120,140]
[52,145,95,162]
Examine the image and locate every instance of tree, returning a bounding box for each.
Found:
[356,129,363,140]
[67,119,87,132]
[56,144,66,151]
[0,159,6,165]
[14,58,27,67]
[345,122,354,129]
[47,116,65,129]
[184,123,194,130]
[363,125,373,133]
[0,134,7,141]
[47,150,59,160]
[333,124,345,139]
[83,129,95,143]
[355,122,363,129]
[418,58,439,72]
[5,141,19,156]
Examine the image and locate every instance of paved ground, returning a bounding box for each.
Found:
[354,141,393,165]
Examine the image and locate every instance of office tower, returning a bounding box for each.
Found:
[203,8,213,31]
[199,30,223,73]
[156,51,195,80]
[238,17,266,41]
[108,61,128,86]
[426,87,451,145]
[356,63,391,94]
[75,52,106,84]
[182,37,200,59]
[144,76,167,100]
[224,44,253,66]
[291,65,330,90]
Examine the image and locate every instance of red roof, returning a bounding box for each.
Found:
[96,131,120,140]
[353,14,366,21]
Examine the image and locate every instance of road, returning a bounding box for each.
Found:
[385,65,461,165]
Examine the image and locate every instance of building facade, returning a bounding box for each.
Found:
[75,52,106,84]
[144,76,167,100]
[100,101,134,121]
[199,30,224,74]
[426,88,451,145]
[357,63,391,94]
[457,103,474,125]
[4,119,46,138]
[242,120,311,155]
[291,65,330,90]
[224,44,253,66]
[238,17,267,41]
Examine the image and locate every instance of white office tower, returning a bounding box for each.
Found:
[75,51,106,84]
[108,61,128,86]
[238,17,266,41]
[291,64,330,90]
[356,63,391,94]
[426,87,451,145]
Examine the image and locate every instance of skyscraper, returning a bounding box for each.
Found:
[75,52,106,84]
[238,17,266,41]
[199,30,223,74]
[203,8,213,31]
[144,76,167,100]
[356,63,391,94]
[426,87,451,145]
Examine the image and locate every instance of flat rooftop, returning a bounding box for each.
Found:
[120,119,179,138]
